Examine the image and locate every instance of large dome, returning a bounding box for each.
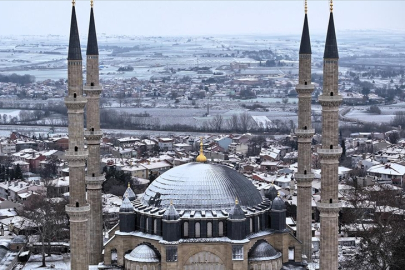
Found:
[141,163,263,211]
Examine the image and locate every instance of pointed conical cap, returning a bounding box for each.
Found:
[68,6,82,60]
[324,12,339,59]
[299,14,312,54]
[86,7,99,55]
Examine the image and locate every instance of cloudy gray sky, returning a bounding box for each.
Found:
[1,1,404,36]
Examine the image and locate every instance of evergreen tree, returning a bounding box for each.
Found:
[15,164,23,180]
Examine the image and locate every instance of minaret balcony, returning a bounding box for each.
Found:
[317,147,342,159]
[295,173,314,185]
[85,175,105,183]
[295,128,315,137]
[65,150,88,162]
[316,201,341,212]
[318,94,342,106]
[84,85,102,96]
[65,96,87,110]
[84,130,103,141]
[66,204,91,219]
[296,84,315,95]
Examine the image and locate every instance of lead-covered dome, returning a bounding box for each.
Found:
[142,163,263,211]
[248,240,282,261]
[125,244,160,263]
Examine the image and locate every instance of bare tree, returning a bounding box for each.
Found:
[340,184,405,270]
[239,112,252,133]
[227,114,239,132]
[18,193,68,267]
[209,114,224,132]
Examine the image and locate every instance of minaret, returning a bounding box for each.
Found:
[295,0,314,262]
[84,0,104,264]
[317,1,341,269]
[64,1,90,269]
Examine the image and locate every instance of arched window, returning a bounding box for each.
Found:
[145,218,149,233]
[250,218,253,233]
[92,173,95,177]
[73,93,77,99]
[91,82,94,86]
[330,92,334,96]
[304,126,307,130]
[330,145,333,150]
[74,146,78,152]
[304,170,307,175]
[195,222,200,238]
[76,202,79,207]
[207,222,213,237]
[153,219,158,234]
[330,198,333,204]
[136,266,140,270]
[183,222,189,237]
[257,216,260,231]
[218,221,224,237]
[143,266,147,270]
[304,81,307,85]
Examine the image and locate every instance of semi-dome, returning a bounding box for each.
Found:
[141,163,263,211]
[125,244,160,263]
[271,196,286,211]
[248,241,282,261]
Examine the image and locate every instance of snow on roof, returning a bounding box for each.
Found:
[367,163,405,176]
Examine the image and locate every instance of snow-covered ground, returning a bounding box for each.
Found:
[22,254,70,270]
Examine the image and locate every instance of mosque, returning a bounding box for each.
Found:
[65,0,340,269]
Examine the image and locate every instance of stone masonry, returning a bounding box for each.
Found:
[84,5,104,265]
[317,7,342,270]
[64,4,90,270]
[295,9,314,262]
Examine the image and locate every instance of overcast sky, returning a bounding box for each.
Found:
[1,1,404,36]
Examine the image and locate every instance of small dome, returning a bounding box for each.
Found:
[271,196,286,211]
[125,244,160,263]
[265,185,278,201]
[249,241,282,261]
[124,184,136,201]
[228,199,246,220]
[120,196,134,212]
[162,203,180,220]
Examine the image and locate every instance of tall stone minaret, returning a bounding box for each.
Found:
[84,0,104,265]
[295,0,314,262]
[64,1,90,269]
[317,1,341,269]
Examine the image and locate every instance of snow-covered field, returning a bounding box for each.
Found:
[0,109,21,118]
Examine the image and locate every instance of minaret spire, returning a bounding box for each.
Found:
[84,0,104,265]
[87,0,99,56]
[317,0,342,268]
[65,2,90,270]
[68,2,82,60]
[295,0,315,261]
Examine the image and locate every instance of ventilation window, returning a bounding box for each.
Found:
[76,202,79,207]
[92,173,95,177]
[304,170,307,175]
[330,145,333,149]
[91,82,94,86]
[304,126,307,130]
[74,146,78,152]
[91,127,95,132]
[329,199,333,204]
[73,93,77,99]
[304,81,307,85]
[330,92,334,96]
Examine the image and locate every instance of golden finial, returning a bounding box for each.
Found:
[196,137,207,163]
[235,198,239,205]
[72,0,75,6]
[277,191,280,197]
[330,0,333,12]
[128,182,130,188]
[91,0,94,8]
[305,0,308,14]
[170,200,173,205]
